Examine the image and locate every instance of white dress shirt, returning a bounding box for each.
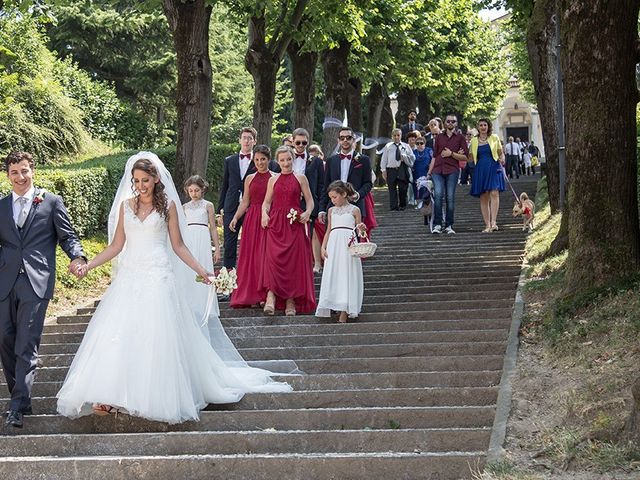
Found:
[12,185,35,226]
[380,141,415,171]
[339,150,354,182]
[293,151,307,175]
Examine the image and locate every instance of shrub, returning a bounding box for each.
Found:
[0,144,238,236]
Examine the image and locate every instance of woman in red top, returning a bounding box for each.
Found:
[260,146,316,316]
[229,145,274,308]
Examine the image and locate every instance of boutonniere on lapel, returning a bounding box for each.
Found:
[33,189,47,206]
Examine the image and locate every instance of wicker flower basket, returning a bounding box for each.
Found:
[348,231,377,258]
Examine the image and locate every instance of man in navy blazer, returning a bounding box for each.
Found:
[217,128,279,270]
[318,126,373,224]
[291,127,324,233]
[0,151,85,428]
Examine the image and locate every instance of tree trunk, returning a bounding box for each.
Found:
[380,93,394,139]
[365,82,387,174]
[244,1,309,145]
[162,0,212,193]
[320,40,350,157]
[346,77,363,134]
[526,0,561,214]
[288,41,318,139]
[395,88,418,127]
[245,16,280,145]
[417,92,433,125]
[561,0,640,293]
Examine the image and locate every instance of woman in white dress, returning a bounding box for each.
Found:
[315,181,365,323]
[56,152,293,424]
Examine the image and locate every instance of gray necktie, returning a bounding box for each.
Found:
[16,196,29,228]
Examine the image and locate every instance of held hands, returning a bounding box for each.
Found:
[318,212,327,225]
[69,258,88,279]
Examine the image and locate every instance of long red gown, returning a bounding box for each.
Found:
[231,171,271,308]
[260,173,316,313]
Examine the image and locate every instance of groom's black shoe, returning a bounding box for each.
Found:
[5,406,31,416]
[5,410,24,428]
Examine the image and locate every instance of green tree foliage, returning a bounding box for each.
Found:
[46,2,177,147]
[418,0,508,123]
[209,3,253,144]
[0,14,100,162]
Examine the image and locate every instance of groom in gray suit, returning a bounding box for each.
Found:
[0,151,86,428]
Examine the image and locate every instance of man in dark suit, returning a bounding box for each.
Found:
[217,127,258,270]
[400,110,424,143]
[318,126,373,224]
[0,151,85,428]
[291,127,323,234]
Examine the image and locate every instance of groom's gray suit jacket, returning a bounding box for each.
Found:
[0,190,84,300]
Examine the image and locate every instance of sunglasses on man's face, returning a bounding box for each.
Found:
[295,140,308,146]
[416,142,425,145]
[445,119,457,124]
[339,135,354,141]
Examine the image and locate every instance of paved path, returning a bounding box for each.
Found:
[0,177,538,479]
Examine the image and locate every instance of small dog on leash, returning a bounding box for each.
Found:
[512,192,535,232]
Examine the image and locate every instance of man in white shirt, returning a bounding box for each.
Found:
[380,128,415,211]
[504,136,521,179]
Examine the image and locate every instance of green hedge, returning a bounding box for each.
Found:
[0,144,237,236]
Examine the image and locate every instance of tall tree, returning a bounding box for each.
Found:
[163,0,212,192]
[561,0,640,293]
[320,40,350,156]
[287,40,318,138]
[236,0,309,144]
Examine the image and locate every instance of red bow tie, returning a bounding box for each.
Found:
[340,153,352,160]
[296,153,306,159]
[240,153,251,160]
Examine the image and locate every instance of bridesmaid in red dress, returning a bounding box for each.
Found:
[261,146,316,316]
[229,145,274,308]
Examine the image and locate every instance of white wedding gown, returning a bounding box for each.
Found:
[56,201,292,424]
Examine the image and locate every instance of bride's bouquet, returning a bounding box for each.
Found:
[196,267,238,295]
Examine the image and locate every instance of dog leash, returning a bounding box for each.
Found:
[501,165,521,204]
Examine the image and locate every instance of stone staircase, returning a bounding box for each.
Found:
[0,178,537,479]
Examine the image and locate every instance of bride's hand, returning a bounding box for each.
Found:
[197,267,213,285]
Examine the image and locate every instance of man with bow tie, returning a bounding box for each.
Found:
[318,126,373,224]
[291,128,324,235]
[381,128,416,211]
[400,110,424,143]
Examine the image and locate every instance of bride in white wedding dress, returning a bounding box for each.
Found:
[56,152,293,424]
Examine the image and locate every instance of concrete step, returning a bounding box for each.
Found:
[37,340,507,358]
[6,406,497,435]
[39,329,508,347]
[44,316,512,336]
[6,371,501,397]
[0,428,491,457]
[4,386,499,414]
[0,452,484,480]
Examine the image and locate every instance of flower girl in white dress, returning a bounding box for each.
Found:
[56,153,293,424]
[183,175,221,268]
[315,181,365,323]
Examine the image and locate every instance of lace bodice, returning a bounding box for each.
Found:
[330,203,357,229]
[119,200,172,277]
[183,200,211,225]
